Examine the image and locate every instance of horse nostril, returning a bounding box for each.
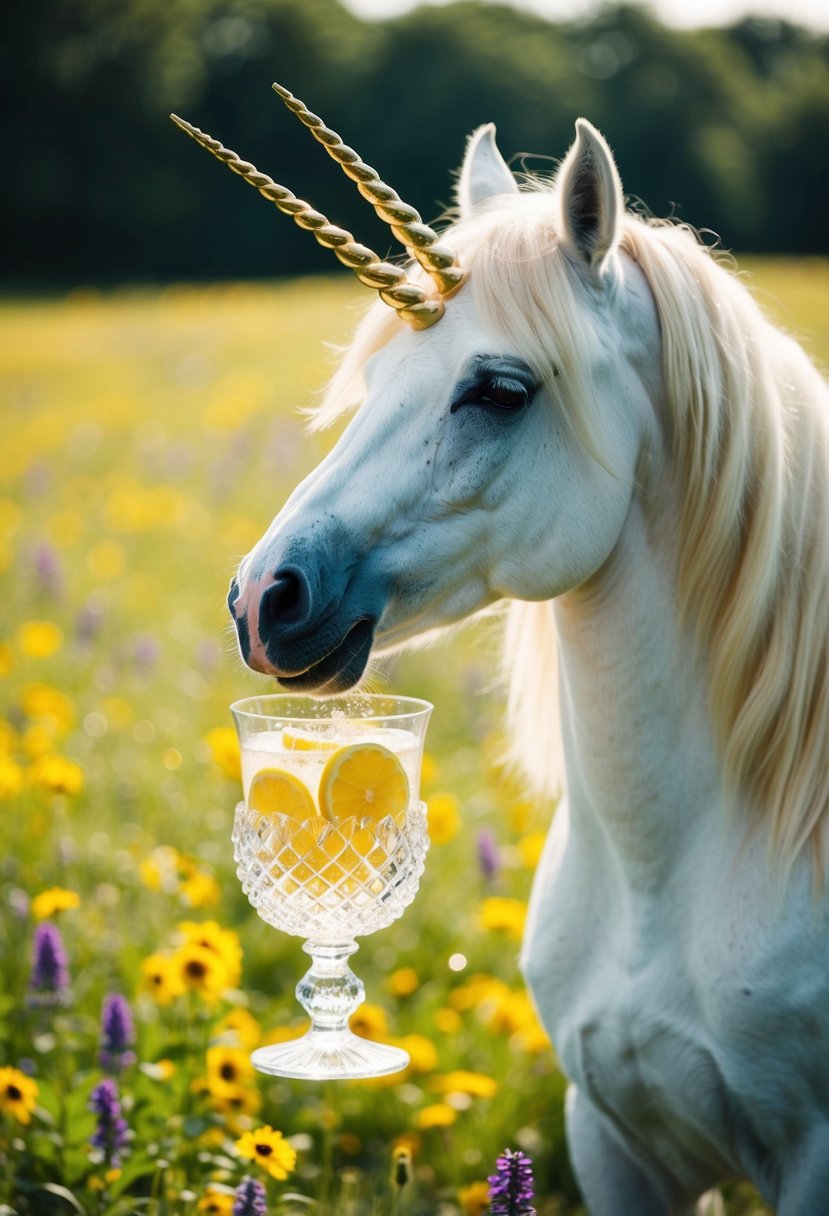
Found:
[259,567,311,633]
[227,577,240,619]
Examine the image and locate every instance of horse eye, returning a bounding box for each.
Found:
[480,381,530,411]
[452,375,534,415]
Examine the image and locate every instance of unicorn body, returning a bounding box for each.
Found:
[187,94,829,1211]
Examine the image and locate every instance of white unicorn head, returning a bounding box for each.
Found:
[229,118,660,697]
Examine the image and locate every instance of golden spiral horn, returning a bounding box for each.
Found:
[272,83,465,298]
[169,114,444,329]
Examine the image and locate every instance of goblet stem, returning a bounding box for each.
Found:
[250,939,411,1080]
[296,940,364,1037]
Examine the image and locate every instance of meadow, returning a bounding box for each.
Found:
[1,259,826,1214]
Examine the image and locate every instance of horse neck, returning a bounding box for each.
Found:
[553,495,721,884]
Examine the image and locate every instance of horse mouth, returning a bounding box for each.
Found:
[269,619,375,695]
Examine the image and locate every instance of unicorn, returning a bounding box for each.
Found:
[173,88,829,1213]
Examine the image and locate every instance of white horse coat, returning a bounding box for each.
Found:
[228,119,829,1214]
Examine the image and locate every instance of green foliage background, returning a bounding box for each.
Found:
[5,0,829,288]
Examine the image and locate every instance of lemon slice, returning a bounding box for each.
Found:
[282,727,338,752]
[318,742,409,823]
[248,767,316,819]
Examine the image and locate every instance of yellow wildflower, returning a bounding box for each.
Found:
[397,1034,438,1074]
[349,1003,389,1041]
[210,1083,262,1126]
[414,1103,457,1130]
[29,753,84,796]
[391,1144,412,1188]
[388,966,419,998]
[448,973,510,1013]
[518,831,546,869]
[204,727,241,781]
[235,1126,297,1180]
[174,942,229,1002]
[214,1008,261,1052]
[0,1066,39,1125]
[459,1180,491,1216]
[0,643,12,677]
[31,888,80,920]
[478,896,527,941]
[0,755,24,800]
[140,953,185,1005]
[206,1046,255,1094]
[434,1007,463,1035]
[176,921,243,989]
[180,867,220,908]
[21,683,74,733]
[197,1187,235,1215]
[432,1070,498,1099]
[0,719,19,754]
[426,792,460,844]
[16,620,63,659]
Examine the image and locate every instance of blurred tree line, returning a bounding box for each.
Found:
[4,0,829,286]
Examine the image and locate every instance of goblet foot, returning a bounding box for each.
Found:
[252,1030,409,1081]
[251,939,409,1081]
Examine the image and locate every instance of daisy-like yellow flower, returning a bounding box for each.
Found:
[16,620,63,659]
[213,1008,261,1052]
[459,1180,491,1216]
[0,1066,39,1125]
[174,942,229,1002]
[31,887,80,920]
[206,1045,255,1094]
[0,755,24,800]
[210,1082,262,1127]
[477,896,527,941]
[197,1187,235,1215]
[29,753,84,797]
[518,831,546,869]
[176,921,243,989]
[349,1003,389,1042]
[414,1102,457,1130]
[139,953,185,1005]
[235,1125,297,1180]
[426,792,460,845]
[432,1070,498,1099]
[179,867,220,909]
[204,727,241,781]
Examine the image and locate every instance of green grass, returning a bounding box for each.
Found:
[1,259,824,1214]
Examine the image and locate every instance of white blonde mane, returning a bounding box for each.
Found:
[315,187,829,876]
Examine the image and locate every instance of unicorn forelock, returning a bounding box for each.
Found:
[312,178,829,877]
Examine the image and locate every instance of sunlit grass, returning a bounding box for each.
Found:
[2,259,822,1213]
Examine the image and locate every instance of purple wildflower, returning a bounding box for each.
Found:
[487,1148,536,1216]
[100,993,136,1071]
[33,542,63,594]
[29,922,70,1006]
[476,828,500,882]
[233,1176,267,1216]
[89,1078,129,1167]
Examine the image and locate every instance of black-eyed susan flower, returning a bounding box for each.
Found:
[197,1186,235,1215]
[234,1125,296,1180]
[349,1002,388,1041]
[176,920,242,988]
[174,942,228,1001]
[0,1066,38,1125]
[205,1045,255,1094]
[213,1008,261,1052]
[139,953,185,1005]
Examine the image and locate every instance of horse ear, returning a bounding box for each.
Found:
[457,123,518,218]
[556,118,624,275]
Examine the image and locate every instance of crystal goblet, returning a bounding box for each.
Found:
[231,694,432,1081]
